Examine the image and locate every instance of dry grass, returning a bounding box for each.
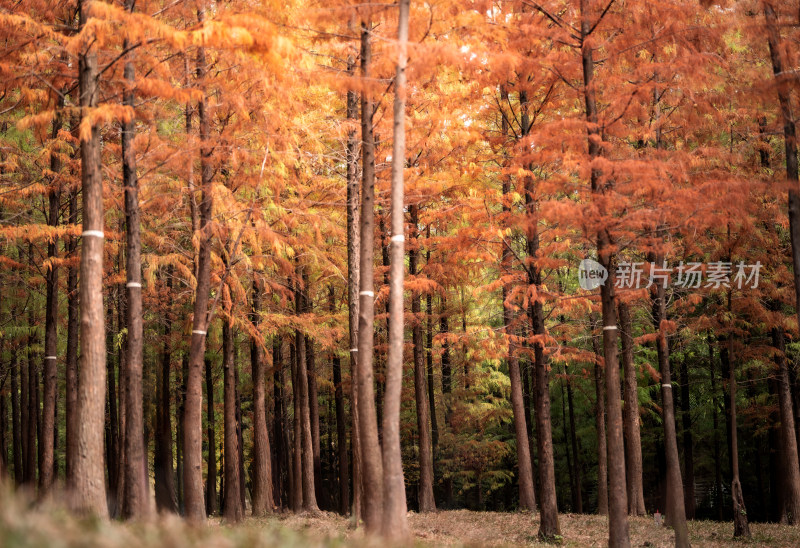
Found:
[3,489,799,548]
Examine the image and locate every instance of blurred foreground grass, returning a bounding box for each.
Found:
[2,487,800,547]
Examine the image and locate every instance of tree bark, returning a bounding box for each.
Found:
[296,272,319,512]
[65,186,79,490]
[329,287,349,515]
[650,264,689,546]
[618,302,645,516]
[765,3,800,526]
[727,332,751,537]
[580,2,629,542]
[409,206,435,515]
[184,4,214,520]
[155,270,178,513]
[382,5,412,535]
[251,277,274,516]
[306,335,322,504]
[121,11,148,516]
[222,319,243,522]
[40,104,62,496]
[567,377,583,513]
[501,166,536,512]
[591,327,608,516]
[357,18,384,533]
[345,56,361,521]
[205,357,217,516]
[11,349,21,486]
[678,356,695,519]
[291,335,302,512]
[73,0,108,516]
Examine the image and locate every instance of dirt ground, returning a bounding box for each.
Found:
[274,509,800,547]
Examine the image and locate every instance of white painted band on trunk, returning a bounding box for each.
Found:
[192,330,207,336]
[359,291,374,297]
[44,356,57,360]
[662,384,672,389]
[126,282,142,288]
[350,348,358,353]
[82,230,105,238]
[603,325,618,331]
[391,234,404,242]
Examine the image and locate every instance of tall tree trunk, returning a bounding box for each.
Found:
[155,270,178,513]
[205,357,217,516]
[20,312,29,488]
[11,350,21,486]
[567,377,583,513]
[765,2,800,525]
[618,302,645,516]
[65,185,79,490]
[426,291,439,461]
[409,205,435,515]
[501,154,536,512]
[222,319,243,522]
[580,2,629,543]
[271,338,285,508]
[329,287,349,515]
[356,18,384,533]
[650,261,689,546]
[291,335,302,512]
[120,12,147,516]
[106,298,119,515]
[306,335,322,504]
[345,57,361,521]
[591,327,608,516]
[382,4,412,535]
[73,0,108,516]
[40,104,62,495]
[773,326,800,522]
[251,277,274,516]
[295,271,319,513]
[678,356,695,519]
[727,330,750,537]
[184,4,214,521]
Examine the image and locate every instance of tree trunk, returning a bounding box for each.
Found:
[408,205,435,515]
[120,14,147,516]
[727,332,750,537]
[251,277,274,516]
[155,270,178,513]
[580,2,629,542]
[40,104,62,495]
[356,18,384,533]
[678,356,696,519]
[328,287,349,515]
[73,0,108,516]
[11,350,21,486]
[772,326,800,522]
[184,5,214,520]
[382,5,412,534]
[306,335,322,504]
[765,3,800,526]
[271,338,284,508]
[426,291,439,461]
[205,357,217,516]
[222,319,243,522]
[106,300,119,514]
[618,302,646,516]
[591,328,608,516]
[567,377,583,513]
[291,335,302,512]
[65,182,79,491]
[501,166,536,512]
[650,262,689,546]
[345,57,361,521]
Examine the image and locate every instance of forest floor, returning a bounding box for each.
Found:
[3,494,799,548]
